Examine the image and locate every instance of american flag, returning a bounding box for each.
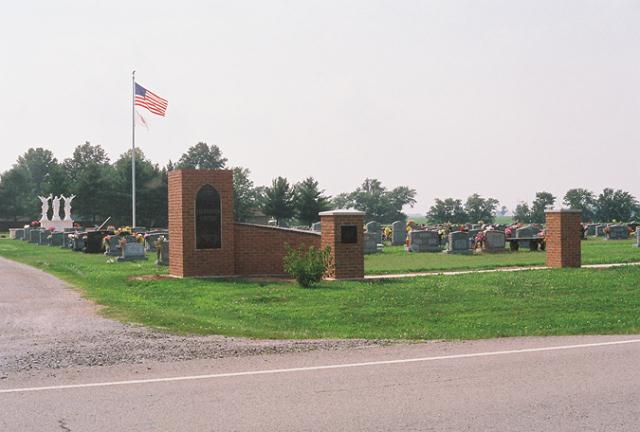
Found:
[134,83,168,116]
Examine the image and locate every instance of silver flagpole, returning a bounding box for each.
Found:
[131,70,137,228]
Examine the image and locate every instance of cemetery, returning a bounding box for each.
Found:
[2,168,640,340]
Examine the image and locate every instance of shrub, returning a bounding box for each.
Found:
[283,244,331,288]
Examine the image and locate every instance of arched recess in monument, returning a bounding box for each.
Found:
[195,184,221,249]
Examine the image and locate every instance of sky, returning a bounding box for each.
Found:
[1,0,639,214]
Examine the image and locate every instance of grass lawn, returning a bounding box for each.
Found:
[365,238,640,275]
[1,237,640,340]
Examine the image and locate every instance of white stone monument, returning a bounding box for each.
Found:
[38,194,75,231]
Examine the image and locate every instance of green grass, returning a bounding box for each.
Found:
[366,238,640,275]
[1,238,640,340]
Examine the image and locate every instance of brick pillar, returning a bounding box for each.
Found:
[319,210,365,279]
[168,169,235,277]
[545,209,582,268]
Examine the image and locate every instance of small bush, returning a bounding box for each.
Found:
[283,244,331,288]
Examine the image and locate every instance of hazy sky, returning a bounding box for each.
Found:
[1,1,638,213]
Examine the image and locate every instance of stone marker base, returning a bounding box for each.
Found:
[480,248,509,254]
[443,249,472,255]
[117,255,148,262]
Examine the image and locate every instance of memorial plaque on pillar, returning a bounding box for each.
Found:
[195,185,221,249]
[341,225,358,244]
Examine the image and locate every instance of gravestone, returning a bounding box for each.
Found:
[9,229,18,239]
[117,242,148,262]
[37,230,52,246]
[606,225,629,240]
[516,226,540,249]
[50,232,64,247]
[145,232,169,252]
[595,225,605,237]
[408,230,441,252]
[446,231,471,254]
[471,224,482,230]
[29,229,40,243]
[586,224,596,236]
[365,221,382,244]
[311,222,321,232]
[363,232,379,254]
[71,235,85,251]
[468,229,480,248]
[636,227,640,248]
[391,221,406,246]
[23,227,31,241]
[84,231,107,253]
[484,230,506,252]
[12,228,25,240]
[155,237,169,266]
[104,236,122,256]
[62,232,74,249]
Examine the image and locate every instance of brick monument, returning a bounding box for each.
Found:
[319,210,365,279]
[545,209,582,268]
[168,169,330,278]
[168,169,235,277]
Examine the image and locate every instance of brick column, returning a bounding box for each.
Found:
[545,209,582,268]
[168,169,235,277]
[319,210,365,279]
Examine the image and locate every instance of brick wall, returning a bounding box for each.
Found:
[320,211,365,279]
[234,223,321,275]
[545,210,582,268]
[168,169,235,277]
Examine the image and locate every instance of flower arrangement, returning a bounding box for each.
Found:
[30,220,41,227]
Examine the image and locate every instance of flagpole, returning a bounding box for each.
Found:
[131,70,137,228]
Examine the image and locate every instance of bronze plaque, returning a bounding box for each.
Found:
[195,185,221,249]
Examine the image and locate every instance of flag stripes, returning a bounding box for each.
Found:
[134,83,168,116]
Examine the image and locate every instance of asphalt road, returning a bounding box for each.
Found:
[2,257,640,431]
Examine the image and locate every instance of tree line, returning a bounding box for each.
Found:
[0,142,418,227]
[514,189,640,223]
[427,188,639,225]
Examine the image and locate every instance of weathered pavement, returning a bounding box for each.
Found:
[0,256,384,375]
[2,256,640,431]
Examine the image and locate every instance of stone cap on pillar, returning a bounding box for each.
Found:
[544,208,582,214]
[319,209,365,216]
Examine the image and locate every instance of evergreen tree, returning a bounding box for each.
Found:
[262,177,295,226]
[294,177,331,226]
[232,167,262,222]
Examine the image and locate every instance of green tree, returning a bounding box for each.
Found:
[338,179,416,222]
[427,198,467,224]
[112,148,166,227]
[62,142,114,224]
[530,192,556,223]
[464,193,499,223]
[331,192,352,210]
[263,177,296,226]
[176,142,227,169]
[232,167,262,222]
[513,202,531,223]
[14,148,64,216]
[595,188,639,222]
[0,166,32,221]
[563,188,596,222]
[294,177,331,226]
